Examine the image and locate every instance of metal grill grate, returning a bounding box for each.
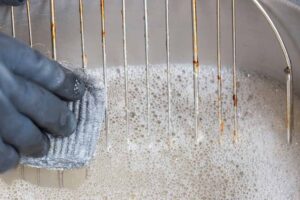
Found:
[7,0,293,187]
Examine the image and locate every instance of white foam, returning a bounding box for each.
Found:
[1,63,300,199]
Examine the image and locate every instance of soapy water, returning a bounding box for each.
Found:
[1,64,300,199]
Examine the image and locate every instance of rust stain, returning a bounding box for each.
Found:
[50,0,56,60]
[100,0,106,41]
[220,121,224,134]
[101,0,105,19]
[51,23,56,37]
[284,66,291,74]
[193,60,199,71]
[233,94,238,107]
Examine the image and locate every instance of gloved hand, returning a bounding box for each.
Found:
[0,33,86,173]
[0,0,25,6]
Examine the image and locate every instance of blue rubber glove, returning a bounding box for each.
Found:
[0,33,86,173]
[0,0,25,6]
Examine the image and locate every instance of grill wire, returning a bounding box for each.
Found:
[122,0,129,150]
[191,0,200,144]
[232,0,238,143]
[217,0,224,143]
[10,0,293,187]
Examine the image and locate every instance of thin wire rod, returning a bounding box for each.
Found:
[10,4,22,180]
[50,0,63,187]
[26,1,38,181]
[191,0,199,143]
[143,0,150,138]
[122,0,129,148]
[19,0,33,181]
[100,0,109,151]
[11,6,15,37]
[165,0,171,147]
[10,4,24,180]
[78,0,89,179]
[217,0,224,140]
[50,0,57,60]
[26,0,33,47]
[252,0,293,144]
[79,0,87,69]
[232,0,238,143]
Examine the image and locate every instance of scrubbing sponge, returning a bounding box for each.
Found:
[19,69,106,170]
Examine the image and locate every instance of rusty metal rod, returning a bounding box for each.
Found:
[217,0,224,140]
[50,0,63,187]
[232,0,238,143]
[78,0,90,179]
[79,0,87,69]
[191,0,199,143]
[100,0,109,151]
[50,0,57,60]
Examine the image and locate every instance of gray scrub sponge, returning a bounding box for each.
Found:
[19,69,106,170]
